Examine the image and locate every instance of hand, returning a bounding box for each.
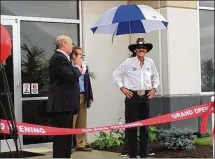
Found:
[120,87,133,99]
[79,67,83,73]
[147,88,156,99]
[74,55,82,67]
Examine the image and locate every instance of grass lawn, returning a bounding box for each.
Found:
[194,137,213,146]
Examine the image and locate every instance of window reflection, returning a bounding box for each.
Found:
[20,21,79,97]
[0,25,13,140]
[21,44,49,97]
[22,100,53,145]
[199,1,214,8]
[199,10,214,92]
[1,1,79,19]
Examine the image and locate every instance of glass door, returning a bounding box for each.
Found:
[0,19,22,151]
[19,20,79,148]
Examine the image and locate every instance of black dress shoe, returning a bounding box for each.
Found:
[129,155,137,158]
[139,156,148,158]
[139,153,148,158]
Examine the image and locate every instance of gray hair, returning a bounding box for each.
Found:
[55,35,72,49]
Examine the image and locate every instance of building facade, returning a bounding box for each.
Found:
[0,0,214,151]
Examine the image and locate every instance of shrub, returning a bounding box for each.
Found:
[137,126,158,143]
[90,131,124,149]
[193,137,213,147]
[91,125,158,150]
[149,126,158,143]
[157,127,196,150]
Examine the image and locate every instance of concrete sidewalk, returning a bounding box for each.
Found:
[24,147,121,158]
[37,150,121,158]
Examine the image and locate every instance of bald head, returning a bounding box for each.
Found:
[55,35,73,55]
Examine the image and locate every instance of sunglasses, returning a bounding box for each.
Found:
[136,45,147,50]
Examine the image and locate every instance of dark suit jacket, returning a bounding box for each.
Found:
[84,67,93,108]
[47,51,81,113]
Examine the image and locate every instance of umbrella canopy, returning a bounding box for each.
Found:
[91,4,168,36]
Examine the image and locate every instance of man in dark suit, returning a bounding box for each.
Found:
[47,35,82,158]
[71,46,94,151]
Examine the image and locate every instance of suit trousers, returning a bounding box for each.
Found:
[73,94,88,148]
[125,93,150,158]
[52,112,74,158]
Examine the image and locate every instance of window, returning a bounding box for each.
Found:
[199,2,215,92]
[20,21,79,97]
[0,25,13,140]
[199,1,214,8]
[0,1,79,19]
[22,100,53,145]
[1,0,81,146]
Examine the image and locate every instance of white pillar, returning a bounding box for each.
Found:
[211,96,214,158]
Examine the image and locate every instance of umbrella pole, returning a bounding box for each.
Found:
[129,34,131,44]
[129,21,131,44]
[112,28,117,44]
[129,21,132,57]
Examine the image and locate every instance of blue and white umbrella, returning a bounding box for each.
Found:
[91,4,168,36]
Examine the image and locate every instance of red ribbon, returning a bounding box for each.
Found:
[200,102,215,137]
[0,102,214,136]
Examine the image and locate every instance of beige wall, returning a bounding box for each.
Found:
[128,1,160,8]
[160,7,201,95]
[128,0,200,95]
[128,0,197,9]
[160,1,197,9]
[82,0,200,142]
[82,1,129,142]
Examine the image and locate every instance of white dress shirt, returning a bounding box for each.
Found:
[113,56,160,91]
[81,61,87,74]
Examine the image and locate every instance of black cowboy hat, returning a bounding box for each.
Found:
[128,38,153,53]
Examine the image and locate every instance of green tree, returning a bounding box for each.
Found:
[21,44,49,93]
[201,58,214,92]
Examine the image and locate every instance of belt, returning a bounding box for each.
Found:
[80,92,85,94]
[129,90,150,96]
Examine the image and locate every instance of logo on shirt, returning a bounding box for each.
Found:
[146,68,150,71]
[132,67,137,71]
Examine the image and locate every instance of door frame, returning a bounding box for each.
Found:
[0,18,23,151]
[1,16,53,151]
[1,2,82,148]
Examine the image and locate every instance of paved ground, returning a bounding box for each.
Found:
[37,150,121,158]
[23,147,121,158]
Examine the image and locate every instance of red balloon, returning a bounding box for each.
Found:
[0,24,12,64]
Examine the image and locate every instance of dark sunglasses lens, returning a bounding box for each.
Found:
[137,46,146,49]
